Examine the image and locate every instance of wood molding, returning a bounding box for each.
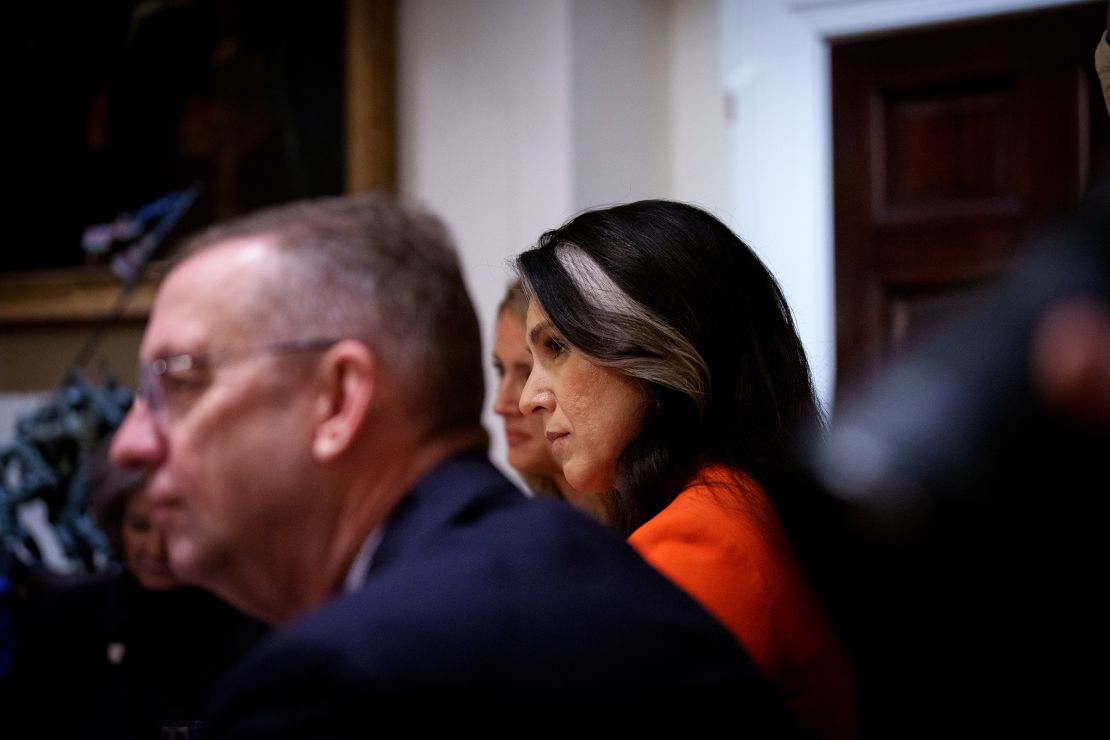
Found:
[345,0,397,193]
[0,266,164,326]
[791,0,1087,39]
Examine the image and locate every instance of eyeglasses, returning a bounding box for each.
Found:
[136,337,339,424]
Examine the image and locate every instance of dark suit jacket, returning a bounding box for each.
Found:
[202,452,799,738]
[2,570,267,740]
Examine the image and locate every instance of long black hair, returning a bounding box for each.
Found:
[516,199,822,535]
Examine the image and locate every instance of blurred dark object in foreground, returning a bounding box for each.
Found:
[797,177,1109,738]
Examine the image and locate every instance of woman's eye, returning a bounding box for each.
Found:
[544,337,566,358]
[492,361,505,378]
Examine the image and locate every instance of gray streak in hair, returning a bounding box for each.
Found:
[553,243,710,410]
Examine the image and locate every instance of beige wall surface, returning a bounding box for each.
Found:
[0,322,144,393]
[0,268,157,393]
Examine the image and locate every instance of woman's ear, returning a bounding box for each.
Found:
[312,340,376,462]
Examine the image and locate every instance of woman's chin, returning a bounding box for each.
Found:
[562,461,613,498]
[508,447,553,478]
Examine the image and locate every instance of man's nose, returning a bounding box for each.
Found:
[110,402,165,472]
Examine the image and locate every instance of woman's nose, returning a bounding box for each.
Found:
[519,367,554,416]
[492,375,522,417]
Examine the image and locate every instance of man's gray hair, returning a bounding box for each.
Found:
[177,192,486,437]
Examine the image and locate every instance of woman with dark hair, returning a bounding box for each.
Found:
[515,199,857,740]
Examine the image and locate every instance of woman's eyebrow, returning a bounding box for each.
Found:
[528,320,555,348]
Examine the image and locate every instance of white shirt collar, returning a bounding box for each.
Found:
[342,524,386,594]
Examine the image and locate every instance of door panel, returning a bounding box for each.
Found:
[832,1,1110,404]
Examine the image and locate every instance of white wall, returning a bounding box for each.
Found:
[720,0,836,410]
[571,0,670,211]
[669,0,733,217]
[399,0,575,482]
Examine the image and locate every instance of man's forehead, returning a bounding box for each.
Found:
[176,236,279,281]
[142,238,278,356]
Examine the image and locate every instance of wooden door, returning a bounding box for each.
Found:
[831,2,1110,405]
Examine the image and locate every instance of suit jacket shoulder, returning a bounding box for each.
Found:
[204,453,800,738]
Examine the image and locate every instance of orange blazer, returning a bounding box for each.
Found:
[629,465,858,740]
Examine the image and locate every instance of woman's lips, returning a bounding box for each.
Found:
[545,431,568,454]
[505,429,531,446]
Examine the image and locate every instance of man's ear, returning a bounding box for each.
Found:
[311,340,376,462]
